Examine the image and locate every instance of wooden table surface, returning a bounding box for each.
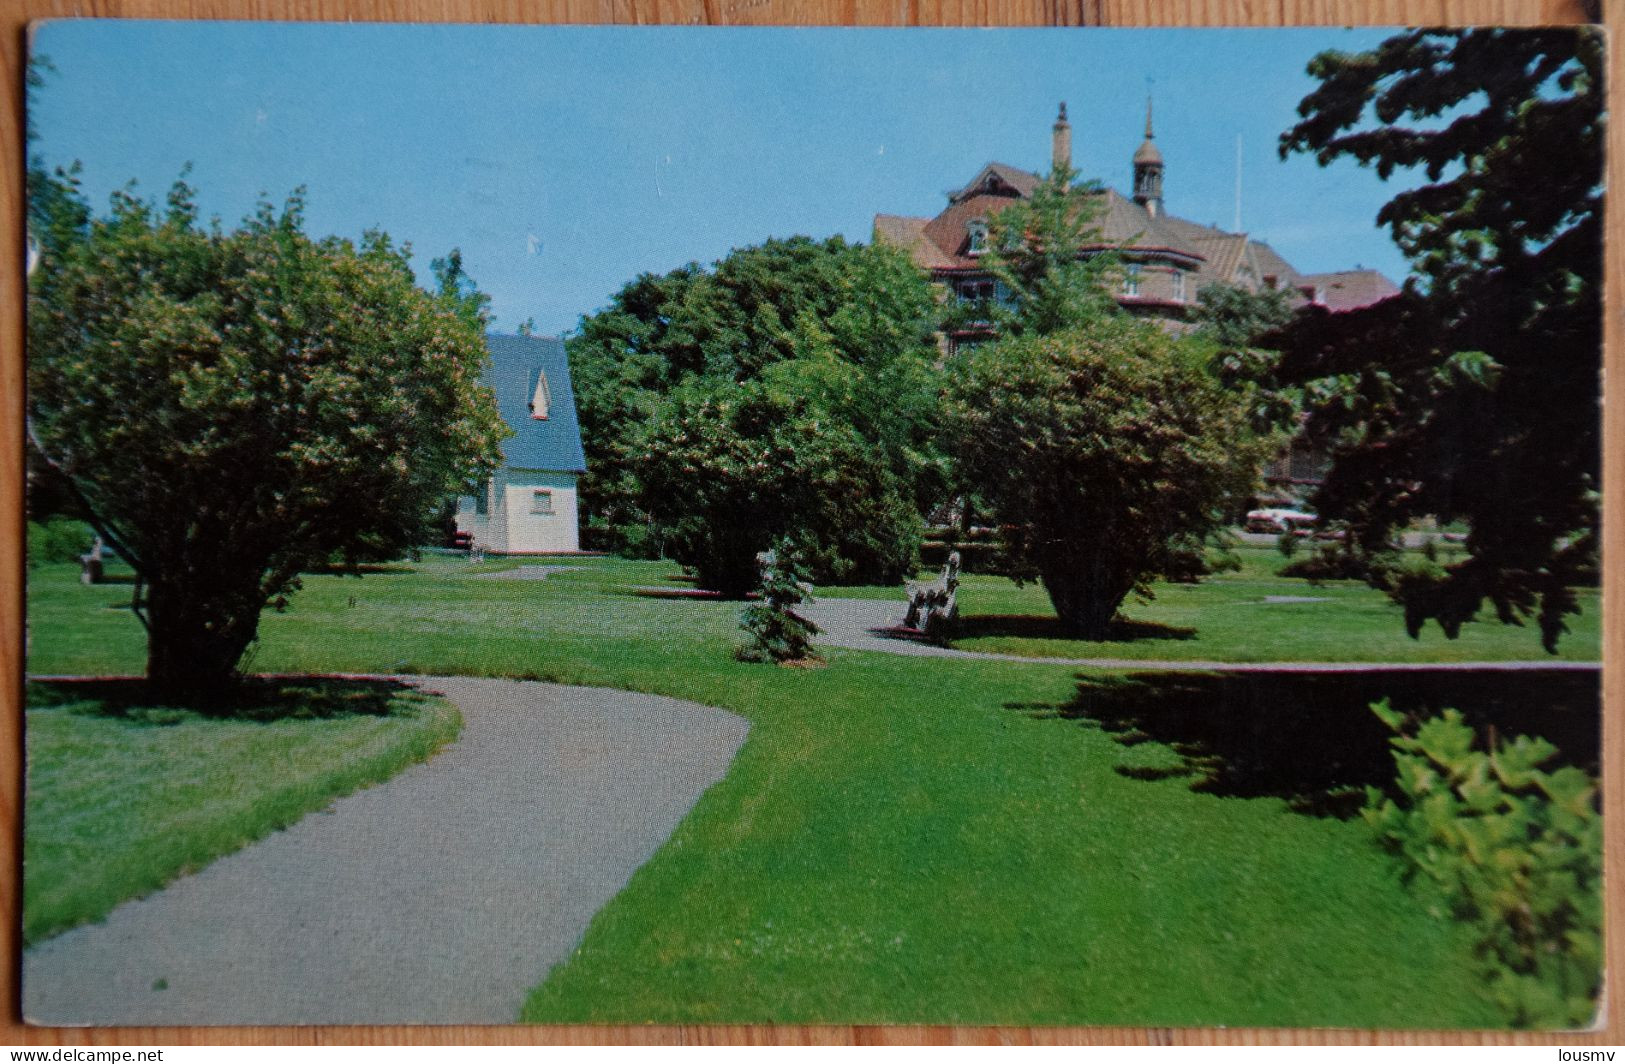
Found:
[2,0,1619,1046]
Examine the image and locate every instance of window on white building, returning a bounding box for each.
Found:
[1123,264,1142,297]
[474,480,490,516]
[530,489,554,515]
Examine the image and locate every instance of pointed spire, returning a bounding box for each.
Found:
[1052,101,1072,171]
[1133,92,1164,215]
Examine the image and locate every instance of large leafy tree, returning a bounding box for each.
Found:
[944,319,1269,639]
[955,164,1120,337]
[1273,28,1602,650]
[941,165,1266,635]
[634,372,924,596]
[570,236,945,590]
[28,181,508,701]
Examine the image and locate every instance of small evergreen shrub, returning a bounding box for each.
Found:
[737,546,821,664]
[1362,700,1602,1028]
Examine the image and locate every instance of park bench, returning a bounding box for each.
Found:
[79,536,105,585]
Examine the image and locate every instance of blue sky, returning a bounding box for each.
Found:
[31,21,1413,336]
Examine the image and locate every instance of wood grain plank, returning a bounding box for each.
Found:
[2,0,1615,1046]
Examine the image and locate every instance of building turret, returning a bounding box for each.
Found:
[1052,102,1071,172]
[1132,95,1164,216]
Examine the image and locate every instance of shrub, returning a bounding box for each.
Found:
[942,320,1272,638]
[1280,541,1374,582]
[1362,700,1602,1028]
[737,546,820,664]
[27,518,95,567]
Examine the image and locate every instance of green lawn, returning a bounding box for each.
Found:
[24,553,1599,1026]
[24,678,461,946]
[838,546,1601,663]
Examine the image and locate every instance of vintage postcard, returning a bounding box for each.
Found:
[21,21,1604,1028]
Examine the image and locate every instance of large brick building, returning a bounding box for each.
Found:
[875,102,1399,350]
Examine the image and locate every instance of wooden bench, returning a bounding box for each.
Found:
[903,551,960,643]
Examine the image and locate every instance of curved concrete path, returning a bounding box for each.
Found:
[801,597,1599,672]
[24,677,749,1026]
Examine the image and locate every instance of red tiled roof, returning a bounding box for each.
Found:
[949,162,1041,203]
[1247,241,1300,286]
[873,214,955,270]
[877,158,1398,315]
[1298,269,1403,312]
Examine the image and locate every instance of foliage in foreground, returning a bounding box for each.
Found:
[24,680,461,945]
[943,319,1272,639]
[737,546,820,664]
[1274,28,1603,651]
[1363,701,1601,1028]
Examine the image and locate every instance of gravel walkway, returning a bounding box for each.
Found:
[800,597,1599,672]
[24,677,749,1026]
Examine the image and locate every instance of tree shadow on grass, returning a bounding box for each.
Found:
[299,563,418,576]
[956,614,1196,643]
[26,676,424,725]
[1009,668,1600,818]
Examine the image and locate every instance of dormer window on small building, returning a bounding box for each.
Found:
[529,369,551,420]
[966,220,989,257]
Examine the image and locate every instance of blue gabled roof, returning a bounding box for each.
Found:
[483,333,587,474]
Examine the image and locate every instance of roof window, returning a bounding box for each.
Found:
[967,220,989,257]
[530,369,551,420]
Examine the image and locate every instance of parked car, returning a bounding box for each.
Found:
[1244,508,1318,535]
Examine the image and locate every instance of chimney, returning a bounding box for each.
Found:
[1052,102,1071,172]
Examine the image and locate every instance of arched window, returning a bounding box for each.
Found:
[530,370,551,420]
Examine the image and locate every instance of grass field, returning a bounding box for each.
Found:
[26,546,1600,678]
[24,678,461,946]
[836,546,1602,663]
[23,550,1600,1026]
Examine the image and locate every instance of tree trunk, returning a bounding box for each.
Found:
[1039,548,1133,641]
[696,554,762,600]
[143,576,266,707]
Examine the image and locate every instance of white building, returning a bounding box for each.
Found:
[456,334,586,554]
